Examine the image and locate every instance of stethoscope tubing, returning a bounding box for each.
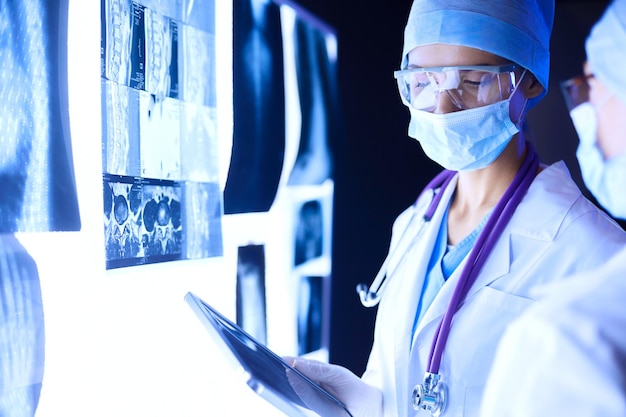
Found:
[356,169,456,307]
[426,143,539,374]
[358,142,540,416]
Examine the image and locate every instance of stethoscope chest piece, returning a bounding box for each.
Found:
[412,372,446,416]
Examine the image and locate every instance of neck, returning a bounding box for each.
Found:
[447,136,526,245]
[456,137,526,208]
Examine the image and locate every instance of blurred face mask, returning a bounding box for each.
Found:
[407,70,527,171]
[570,102,626,219]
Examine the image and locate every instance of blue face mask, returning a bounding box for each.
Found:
[407,71,527,171]
[570,102,626,220]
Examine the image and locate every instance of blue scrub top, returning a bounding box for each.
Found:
[412,203,492,342]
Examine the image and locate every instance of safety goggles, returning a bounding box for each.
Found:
[394,64,520,112]
[560,74,593,111]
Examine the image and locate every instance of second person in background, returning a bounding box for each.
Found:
[480,1,626,415]
[289,0,626,416]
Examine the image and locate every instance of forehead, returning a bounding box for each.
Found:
[407,44,509,68]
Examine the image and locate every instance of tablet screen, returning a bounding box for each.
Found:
[185,292,353,417]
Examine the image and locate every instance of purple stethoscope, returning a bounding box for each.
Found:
[356,142,539,416]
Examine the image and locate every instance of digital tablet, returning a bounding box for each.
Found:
[184,291,353,417]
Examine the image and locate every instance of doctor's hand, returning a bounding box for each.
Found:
[285,356,383,417]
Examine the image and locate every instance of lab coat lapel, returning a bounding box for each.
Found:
[413,164,567,333]
[414,217,512,336]
[414,263,461,336]
[461,167,564,300]
[462,232,512,300]
[460,162,573,299]
[392,175,458,407]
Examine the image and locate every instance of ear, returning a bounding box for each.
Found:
[521,72,544,99]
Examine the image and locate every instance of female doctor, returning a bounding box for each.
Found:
[481,1,626,415]
[289,0,626,416]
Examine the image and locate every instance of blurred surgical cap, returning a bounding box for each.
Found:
[402,0,554,104]
[587,0,626,106]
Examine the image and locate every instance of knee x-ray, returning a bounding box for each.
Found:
[224,0,339,214]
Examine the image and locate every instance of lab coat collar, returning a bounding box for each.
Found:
[510,161,582,240]
[414,162,579,334]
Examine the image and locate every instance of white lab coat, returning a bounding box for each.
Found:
[480,246,626,417]
[361,161,626,417]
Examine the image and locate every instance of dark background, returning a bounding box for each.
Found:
[287,0,614,375]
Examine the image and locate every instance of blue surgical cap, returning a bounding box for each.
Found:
[586,0,626,106]
[402,0,554,104]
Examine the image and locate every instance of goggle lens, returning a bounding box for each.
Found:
[560,74,592,111]
[395,65,519,112]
